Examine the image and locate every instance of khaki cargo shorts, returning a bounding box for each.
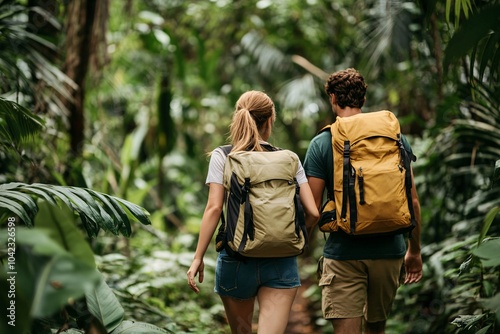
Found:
[318,256,404,322]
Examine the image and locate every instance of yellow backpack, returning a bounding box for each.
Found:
[215,144,307,259]
[319,110,416,236]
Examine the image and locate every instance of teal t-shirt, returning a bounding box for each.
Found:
[304,128,414,260]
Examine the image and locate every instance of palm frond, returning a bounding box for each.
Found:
[0,97,44,150]
[421,78,500,237]
[0,2,76,116]
[276,73,328,118]
[0,183,151,237]
[444,3,500,82]
[445,0,473,27]
[359,1,418,70]
[241,30,292,76]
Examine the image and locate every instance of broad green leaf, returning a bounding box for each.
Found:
[472,238,500,267]
[34,201,96,268]
[0,265,31,334]
[482,293,500,323]
[86,275,125,333]
[0,228,66,256]
[475,325,492,334]
[444,4,500,69]
[478,206,499,245]
[111,320,171,334]
[30,255,100,318]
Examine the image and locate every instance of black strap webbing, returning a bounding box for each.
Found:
[294,178,308,246]
[239,178,254,252]
[399,139,416,235]
[358,168,365,205]
[341,141,350,219]
[348,165,357,233]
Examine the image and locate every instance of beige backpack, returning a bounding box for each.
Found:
[216,144,307,258]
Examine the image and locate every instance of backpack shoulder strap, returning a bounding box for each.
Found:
[218,144,232,222]
[219,143,279,154]
[318,124,332,135]
[261,143,280,151]
[317,124,335,200]
[219,145,233,156]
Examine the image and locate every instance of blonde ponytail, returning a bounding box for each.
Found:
[229,91,275,152]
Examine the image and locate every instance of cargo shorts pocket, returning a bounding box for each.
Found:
[218,257,240,292]
[319,273,336,318]
[319,273,335,287]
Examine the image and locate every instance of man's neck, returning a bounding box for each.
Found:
[336,107,362,118]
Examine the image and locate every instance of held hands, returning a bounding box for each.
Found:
[404,251,423,284]
[187,258,205,293]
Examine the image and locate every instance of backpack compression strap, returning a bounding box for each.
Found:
[239,178,254,252]
[341,140,358,233]
[294,178,308,246]
[398,137,417,236]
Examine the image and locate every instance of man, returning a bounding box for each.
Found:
[304,68,423,334]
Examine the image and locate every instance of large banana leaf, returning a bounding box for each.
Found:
[34,197,96,267]
[0,182,151,237]
[0,227,100,320]
[87,277,175,332]
[86,275,125,333]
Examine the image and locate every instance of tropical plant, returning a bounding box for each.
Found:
[0,0,75,115]
[0,97,44,154]
[443,2,500,83]
[0,188,176,333]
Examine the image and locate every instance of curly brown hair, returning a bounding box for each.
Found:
[324,68,367,109]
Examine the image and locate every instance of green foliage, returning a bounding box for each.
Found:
[0,182,151,236]
[0,97,44,152]
[85,276,125,332]
[444,3,500,81]
[1,0,500,333]
[0,1,75,114]
[96,229,229,334]
[445,0,473,27]
[0,214,101,331]
[0,201,172,334]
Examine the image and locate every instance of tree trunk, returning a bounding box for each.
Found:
[63,0,98,156]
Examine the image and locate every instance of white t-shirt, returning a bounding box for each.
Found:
[205,146,308,185]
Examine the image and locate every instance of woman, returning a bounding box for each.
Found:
[187,90,319,334]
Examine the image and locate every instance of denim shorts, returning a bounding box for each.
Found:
[214,250,301,300]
